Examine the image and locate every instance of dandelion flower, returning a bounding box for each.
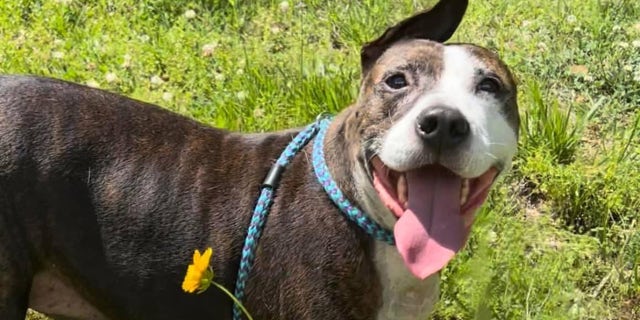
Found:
[181,247,254,320]
[182,248,213,293]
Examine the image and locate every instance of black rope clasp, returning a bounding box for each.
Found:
[261,163,286,189]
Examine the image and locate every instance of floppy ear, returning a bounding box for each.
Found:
[360,0,468,75]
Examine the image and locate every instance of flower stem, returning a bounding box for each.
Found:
[211,281,254,320]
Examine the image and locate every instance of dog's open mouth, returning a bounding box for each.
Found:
[370,157,497,279]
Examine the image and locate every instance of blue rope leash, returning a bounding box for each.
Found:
[231,120,321,319]
[311,118,395,245]
[231,116,394,320]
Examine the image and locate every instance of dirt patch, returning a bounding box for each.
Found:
[619,295,640,320]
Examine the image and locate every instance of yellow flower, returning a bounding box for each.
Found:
[181,248,213,293]
[181,247,255,320]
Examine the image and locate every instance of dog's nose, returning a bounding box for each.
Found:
[416,107,470,149]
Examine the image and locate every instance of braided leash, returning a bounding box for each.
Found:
[311,118,395,245]
[232,116,394,319]
[231,120,321,319]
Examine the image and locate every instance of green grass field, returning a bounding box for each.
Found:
[2,0,638,319]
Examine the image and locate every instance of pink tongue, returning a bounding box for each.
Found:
[394,167,465,279]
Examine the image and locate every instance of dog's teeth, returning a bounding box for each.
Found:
[460,179,470,205]
[397,173,408,208]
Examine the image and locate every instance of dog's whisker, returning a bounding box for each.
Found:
[485,142,508,147]
[485,152,500,161]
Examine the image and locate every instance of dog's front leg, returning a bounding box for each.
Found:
[0,220,32,320]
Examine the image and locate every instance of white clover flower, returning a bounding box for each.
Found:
[487,231,497,244]
[279,1,290,12]
[253,108,265,118]
[214,73,225,81]
[566,15,577,24]
[122,54,132,68]
[537,42,548,51]
[162,92,173,101]
[51,51,64,59]
[105,72,117,83]
[86,80,100,88]
[184,9,196,19]
[616,41,630,48]
[150,75,164,85]
[202,43,216,57]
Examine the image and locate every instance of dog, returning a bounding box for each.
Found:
[0,0,519,319]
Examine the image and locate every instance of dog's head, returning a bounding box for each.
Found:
[342,0,519,279]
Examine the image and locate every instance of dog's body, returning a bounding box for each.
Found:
[0,1,519,319]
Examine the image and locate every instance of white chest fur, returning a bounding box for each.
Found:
[374,242,441,320]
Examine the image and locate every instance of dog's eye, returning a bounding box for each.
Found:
[477,77,502,94]
[385,74,408,90]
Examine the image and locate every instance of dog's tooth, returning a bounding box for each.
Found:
[397,173,408,208]
[460,179,470,205]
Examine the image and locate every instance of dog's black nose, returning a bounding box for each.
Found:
[416,107,470,149]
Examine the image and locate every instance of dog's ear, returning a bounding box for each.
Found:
[360,0,468,75]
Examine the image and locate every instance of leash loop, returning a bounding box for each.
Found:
[311,118,396,245]
[232,121,321,320]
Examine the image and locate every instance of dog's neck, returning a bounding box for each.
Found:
[322,107,396,232]
[322,108,442,320]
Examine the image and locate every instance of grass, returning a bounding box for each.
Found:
[1,0,638,319]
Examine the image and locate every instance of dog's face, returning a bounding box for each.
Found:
[347,0,519,279]
[367,42,519,178]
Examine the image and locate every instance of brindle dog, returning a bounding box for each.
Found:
[0,0,519,319]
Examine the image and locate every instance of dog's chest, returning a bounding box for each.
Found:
[374,243,440,320]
